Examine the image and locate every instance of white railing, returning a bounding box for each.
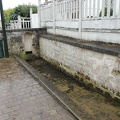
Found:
[40,0,120,22]
[7,16,31,30]
[40,1,53,27]
[41,3,53,22]
[38,0,120,43]
[55,0,79,21]
[21,17,31,29]
[10,20,19,29]
[83,0,120,20]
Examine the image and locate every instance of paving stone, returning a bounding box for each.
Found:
[0,57,76,120]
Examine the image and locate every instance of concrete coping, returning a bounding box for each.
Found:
[0,28,47,33]
[41,34,120,57]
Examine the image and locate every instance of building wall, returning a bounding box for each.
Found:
[39,37,120,101]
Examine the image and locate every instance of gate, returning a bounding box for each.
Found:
[0,39,4,58]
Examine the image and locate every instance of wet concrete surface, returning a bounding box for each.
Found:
[28,57,120,120]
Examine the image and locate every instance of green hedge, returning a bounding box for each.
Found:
[99,7,113,17]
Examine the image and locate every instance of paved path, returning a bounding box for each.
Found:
[0,57,76,120]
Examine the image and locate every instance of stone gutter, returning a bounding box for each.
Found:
[15,55,81,120]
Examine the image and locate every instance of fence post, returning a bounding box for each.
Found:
[10,21,12,29]
[30,8,32,28]
[53,0,55,34]
[79,0,83,39]
[38,0,41,28]
[18,15,21,29]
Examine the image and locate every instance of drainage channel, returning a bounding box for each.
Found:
[16,56,120,120]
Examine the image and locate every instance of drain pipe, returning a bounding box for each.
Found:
[0,0,9,58]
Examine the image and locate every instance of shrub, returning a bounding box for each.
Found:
[99,7,113,17]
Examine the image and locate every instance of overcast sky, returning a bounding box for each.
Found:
[2,0,44,10]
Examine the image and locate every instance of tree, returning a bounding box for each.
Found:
[9,4,37,20]
[4,8,13,24]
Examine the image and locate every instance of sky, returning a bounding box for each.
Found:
[2,0,44,10]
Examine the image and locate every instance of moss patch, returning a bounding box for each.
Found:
[112,70,120,75]
[39,56,120,104]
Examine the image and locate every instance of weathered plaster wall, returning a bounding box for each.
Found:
[0,28,47,57]
[7,31,39,56]
[39,37,120,101]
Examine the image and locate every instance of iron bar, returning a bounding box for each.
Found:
[0,0,9,58]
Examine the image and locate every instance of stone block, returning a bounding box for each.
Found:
[104,58,114,67]
[93,65,101,75]
[114,58,120,69]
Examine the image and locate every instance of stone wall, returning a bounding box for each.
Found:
[39,37,120,101]
[0,28,46,57]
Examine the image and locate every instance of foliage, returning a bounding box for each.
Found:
[99,7,113,17]
[4,8,13,24]
[9,4,37,20]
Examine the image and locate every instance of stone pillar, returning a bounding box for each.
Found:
[38,0,41,28]
[53,0,56,34]
[30,8,33,17]
[30,8,32,28]
[18,15,21,29]
[79,0,83,39]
